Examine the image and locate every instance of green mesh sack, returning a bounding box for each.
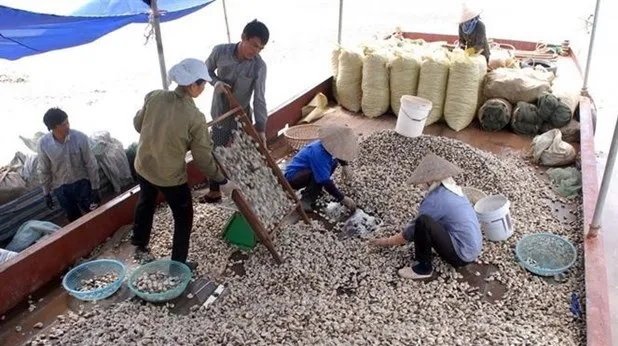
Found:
[546,167,582,198]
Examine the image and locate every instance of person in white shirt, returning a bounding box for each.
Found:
[38,108,101,222]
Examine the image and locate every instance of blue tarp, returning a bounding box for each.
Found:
[0,0,216,60]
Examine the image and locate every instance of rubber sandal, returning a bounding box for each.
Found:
[199,194,222,204]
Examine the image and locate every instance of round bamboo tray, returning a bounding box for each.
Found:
[284,124,321,150]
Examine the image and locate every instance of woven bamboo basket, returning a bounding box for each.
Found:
[284,124,321,151]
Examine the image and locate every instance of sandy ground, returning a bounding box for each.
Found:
[1,0,616,165]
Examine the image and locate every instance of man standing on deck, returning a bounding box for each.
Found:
[200,19,270,204]
[38,107,101,222]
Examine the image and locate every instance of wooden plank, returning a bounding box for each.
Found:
[209,150,284,263]
[231,190,282,264]
[221,88,310,225]
[578,96,612,346]
[203,89,304,263]
[206,106,243,128]
[269,202,303,237]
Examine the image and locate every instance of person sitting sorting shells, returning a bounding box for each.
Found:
[458,2,490,63]
[369,153,482,280]
[284,125,358,213]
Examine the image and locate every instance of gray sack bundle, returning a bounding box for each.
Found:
[477,98,512,131]
[511,102,542,136]
[537,93,572,128]
[530,129,577,167]
[560,120,581,143]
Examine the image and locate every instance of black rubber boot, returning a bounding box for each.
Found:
[185,261,199,272]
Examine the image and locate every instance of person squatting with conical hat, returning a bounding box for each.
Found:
[369,153,482,280]
[458,1,490,62]
[284,125,358,213]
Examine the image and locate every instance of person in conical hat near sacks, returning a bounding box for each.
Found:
[369,153,482,280]
[284,125,358,213]
[458,2,490,63]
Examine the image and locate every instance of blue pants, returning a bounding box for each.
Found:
[53,179,93,222]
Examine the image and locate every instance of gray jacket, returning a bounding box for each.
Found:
[205,43,268,132]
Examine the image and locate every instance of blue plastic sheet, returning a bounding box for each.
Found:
[0,0,215,60]
[570,292,582,319]
[5,220,60,252]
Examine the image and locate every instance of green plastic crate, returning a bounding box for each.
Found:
[222,212,257,251]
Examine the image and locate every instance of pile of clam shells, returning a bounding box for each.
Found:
[77,273,118,292]
[214,128,295,231]
[133,271,181,294]
[145,202,236,279]
[25,131,585,346]
[341,209,382,238]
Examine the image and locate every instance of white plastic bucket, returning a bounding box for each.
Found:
[395,95,433,138]
[474,195,514,242]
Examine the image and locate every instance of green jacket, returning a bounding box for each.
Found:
[134,87,225,187]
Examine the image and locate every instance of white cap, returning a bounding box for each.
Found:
[167,58,212,87]
[460,2,482,23]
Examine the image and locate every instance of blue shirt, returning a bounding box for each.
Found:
[284,140,338,184]
[403,185,482,262]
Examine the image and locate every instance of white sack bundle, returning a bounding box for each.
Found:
[389,51,421,116]
[417,50,450,126]
[361,50,390,117]
[444,51,488,131]
[484,67,554,103]
[336,49,363,112]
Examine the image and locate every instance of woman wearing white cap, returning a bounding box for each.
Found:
[131,58,235,270]
[458,2,490,62]
[369,153,482,280]
[284,125,358,212]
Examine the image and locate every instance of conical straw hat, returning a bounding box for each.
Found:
[408,153,463,184]
[460,2,482,23]
[319,125,359,162]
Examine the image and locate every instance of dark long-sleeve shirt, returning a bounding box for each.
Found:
[458,21,490,62]
[205,43,268,132]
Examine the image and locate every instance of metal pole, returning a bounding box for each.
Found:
[222,0,231,43]
[337,0,343,45]
[590,115,618,234]
[150,0,168,90]
[581,0,602,95]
